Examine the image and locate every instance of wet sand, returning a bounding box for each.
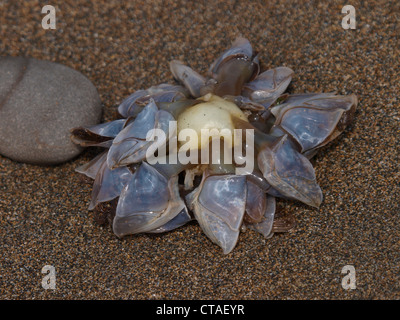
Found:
[0,0,399,299]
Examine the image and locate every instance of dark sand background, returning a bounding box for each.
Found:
[0,0,399,299]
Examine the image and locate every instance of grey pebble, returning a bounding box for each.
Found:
[0,57,102,165]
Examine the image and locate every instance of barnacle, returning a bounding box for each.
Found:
[71,38,357,254]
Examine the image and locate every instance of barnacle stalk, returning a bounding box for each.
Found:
[71,37,357,254]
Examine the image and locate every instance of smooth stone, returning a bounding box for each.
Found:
[0,57,102,165]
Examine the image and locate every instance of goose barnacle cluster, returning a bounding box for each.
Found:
[71,38,357,254]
